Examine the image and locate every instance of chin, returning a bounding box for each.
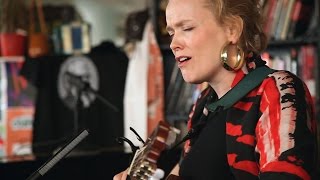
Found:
[182,76,202,84]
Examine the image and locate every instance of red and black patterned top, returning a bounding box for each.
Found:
[180,54,318,179]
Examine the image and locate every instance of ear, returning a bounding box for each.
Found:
[224,16,243,44]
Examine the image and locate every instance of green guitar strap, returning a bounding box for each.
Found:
[207,66,275,112]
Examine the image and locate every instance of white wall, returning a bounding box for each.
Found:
[43,0,146,46]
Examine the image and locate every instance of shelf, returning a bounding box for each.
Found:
[0,56,25,62]
[268,37,320,47]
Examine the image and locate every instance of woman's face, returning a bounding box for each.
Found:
[166,0,231,84]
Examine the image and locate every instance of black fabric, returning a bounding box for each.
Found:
[20,41,128,156]
[179,94,234,179]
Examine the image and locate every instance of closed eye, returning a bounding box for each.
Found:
[168,32,174,37]
[168,32,174,40]
[183,27,194,31]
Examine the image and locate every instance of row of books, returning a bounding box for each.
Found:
[262,45,317,101]
[261,0,316,40]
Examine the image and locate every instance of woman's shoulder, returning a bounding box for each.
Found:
[258,69,312,105]
[261,69,306,91]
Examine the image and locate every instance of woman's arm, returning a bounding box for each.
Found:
[256,71,317,179]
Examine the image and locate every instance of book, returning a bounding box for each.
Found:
[270,0,284,39]
[290,47,299,75]
[287,0,314,39]
[61,22,91,55]
[299,45,316,98]
[263,0,278,38]
[287,0,302,39]
[279,0,296,40]
[274,0,289,40]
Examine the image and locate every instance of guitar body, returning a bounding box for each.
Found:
[127,121,179,180]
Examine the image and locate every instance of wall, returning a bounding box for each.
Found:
[43,0,146,46]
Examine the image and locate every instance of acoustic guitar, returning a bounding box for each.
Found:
[126,121,180,180]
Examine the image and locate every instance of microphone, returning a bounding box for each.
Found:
[26,129,89,180]
[65,71,90,90]
[64,71,119,112]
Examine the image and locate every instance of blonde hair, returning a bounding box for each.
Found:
[204,0,267,54]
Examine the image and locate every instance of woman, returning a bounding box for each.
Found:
[115,0,318,179]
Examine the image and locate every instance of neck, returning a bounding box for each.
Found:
[208,69,236,99]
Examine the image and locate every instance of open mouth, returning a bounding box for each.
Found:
[176,56,192,63]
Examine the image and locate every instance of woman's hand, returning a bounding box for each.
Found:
[113,169,128,180]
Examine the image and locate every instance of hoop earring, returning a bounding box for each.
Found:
[220,42,245,71]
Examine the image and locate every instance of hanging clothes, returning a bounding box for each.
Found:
[147,22,165,134]
[124,21,164,149]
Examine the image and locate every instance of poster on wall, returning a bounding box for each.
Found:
[0,57,36,162]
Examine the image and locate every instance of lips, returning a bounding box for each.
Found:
[175,56,191,63]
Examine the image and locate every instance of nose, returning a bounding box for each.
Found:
[170,35,183,52]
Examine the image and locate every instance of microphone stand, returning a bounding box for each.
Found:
[72,88,80,136]
[26,130,89,180]
[66,72,119,136]
[66,72,119,112]
[82,82,119,112]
